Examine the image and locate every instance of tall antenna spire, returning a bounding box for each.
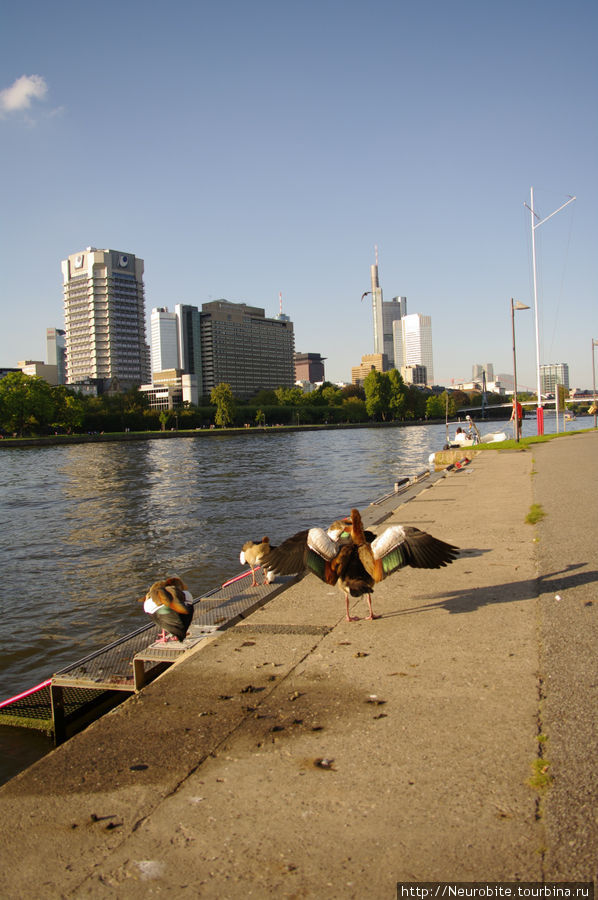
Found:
[276,291,290,322]
[375,244,379,267]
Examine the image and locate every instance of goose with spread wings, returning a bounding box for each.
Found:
[261,508,459,621]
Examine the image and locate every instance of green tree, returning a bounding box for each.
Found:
[341,384,366,401]
[51,385,85,433]
[210,383,236,427]
[405,385,428,419]
[321,385,343,405]
[159,410,171,431]
[425,394,446,419]
[123,386,149,415]
[274,386,304,406]
[342,396,368,422]
[387,369,407,420]
[0,372,56,436]
[363,369,391,421]
[252,389,278,406]
[448,390,469,412]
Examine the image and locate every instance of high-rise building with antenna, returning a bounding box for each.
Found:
[370,247,384,358]
[368,248,406,368]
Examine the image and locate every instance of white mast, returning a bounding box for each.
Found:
[526,187,576,434]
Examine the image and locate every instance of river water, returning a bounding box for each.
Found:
[0,415,591,783]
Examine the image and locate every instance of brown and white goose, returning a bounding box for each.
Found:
[261,508,459,621]
[239,537,276,585]
[140,576,194,642]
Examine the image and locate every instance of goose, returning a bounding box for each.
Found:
[261,508,459,621]
[239,537,276,585]
[140,576,194,642]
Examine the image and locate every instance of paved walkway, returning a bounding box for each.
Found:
[0,432,596,898]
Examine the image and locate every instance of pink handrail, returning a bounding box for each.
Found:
[0,679,52,709]
[221,569,254,589]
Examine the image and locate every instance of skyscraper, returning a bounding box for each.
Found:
[368,250,406,367]
[175,304,202,377]
[150,307,179,374]
[370,250,384,358]
[295,352,326,383]
[199,300,295,399]
[540,363,570,393]
[472,363,494,383]
[382,297,406,366]
[62,248,150,390]
[393,313,434,385]
[46,328,66,384]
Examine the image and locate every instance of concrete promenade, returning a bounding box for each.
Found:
[0,432,596,898]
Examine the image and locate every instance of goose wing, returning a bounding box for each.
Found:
[261,527,341,584]
[359,525,459,582]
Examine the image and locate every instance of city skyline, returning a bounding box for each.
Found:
[1,1,597,388]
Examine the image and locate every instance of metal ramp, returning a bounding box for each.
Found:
[1,571,296,743]
[2,470,439,743]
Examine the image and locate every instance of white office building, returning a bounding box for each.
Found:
[393,313,434,385]
[540,363,570,394]
[62,248,150,390]
[150,307,180,374]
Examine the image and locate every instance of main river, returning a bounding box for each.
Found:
[0,415,591,783]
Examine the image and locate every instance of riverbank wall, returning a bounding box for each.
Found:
[0,433,596,896]
[0,418,440,449]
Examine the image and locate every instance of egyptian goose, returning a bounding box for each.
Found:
[140,576,194,642]
[261,508,459,621]
[240,537,276,585]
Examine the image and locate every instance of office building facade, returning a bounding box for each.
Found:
[393,313,434,385]
[351,353,388,386]
[62,248,150,390]
[401,364,427,386]
[46,328,66,384]
[381,297,407,368]
[140,369,199,409]
[540,363,570,394]
[18,360,59,385]
[150,307,179,374]
[370,256,385,359]
[472,363,495,383]
[368,252,406,368]
[175,304,202,378]
[295,352,326,384]
[199,300,295,399]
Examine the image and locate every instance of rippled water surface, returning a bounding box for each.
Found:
[0,416,591,782]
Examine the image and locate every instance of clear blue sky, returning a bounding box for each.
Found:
[1,0,597,389]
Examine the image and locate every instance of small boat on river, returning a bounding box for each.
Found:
[428,416,507,469]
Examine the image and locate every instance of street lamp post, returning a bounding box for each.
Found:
[593,338,598,430]
[526,187,576,435]
[511,298,530,442]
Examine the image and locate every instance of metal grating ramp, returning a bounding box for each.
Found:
[51,571,297,692]
[1,472,437,742]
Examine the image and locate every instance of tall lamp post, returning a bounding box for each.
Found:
[511,298,530,442]
[526,187,576,435]
[593,338,598,430]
